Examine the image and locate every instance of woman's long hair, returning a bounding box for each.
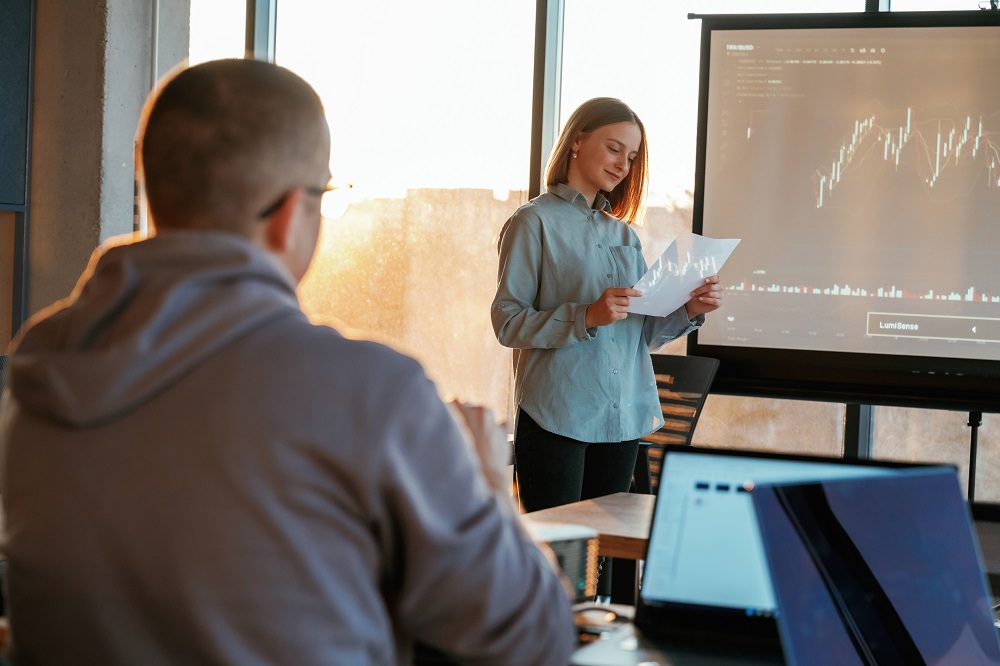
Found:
[544,97,649,224]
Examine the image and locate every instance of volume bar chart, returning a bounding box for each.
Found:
[728,280,1000,303]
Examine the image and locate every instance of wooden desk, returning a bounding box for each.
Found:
[520,492,654,561]
[522,492,653,604]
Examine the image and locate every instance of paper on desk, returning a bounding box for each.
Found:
[628,232,740,317]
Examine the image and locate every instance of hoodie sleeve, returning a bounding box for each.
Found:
[378,369,576,666]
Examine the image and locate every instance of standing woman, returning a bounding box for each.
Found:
[491,97,722,516]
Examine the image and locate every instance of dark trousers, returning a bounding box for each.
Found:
[514,409,639,512]
[514,409,639,598]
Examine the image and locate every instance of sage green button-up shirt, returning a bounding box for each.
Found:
[492,183,702,443]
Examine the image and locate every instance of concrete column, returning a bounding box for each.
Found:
[27,0,189,316]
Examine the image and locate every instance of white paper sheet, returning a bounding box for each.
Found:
[628,232,740,317]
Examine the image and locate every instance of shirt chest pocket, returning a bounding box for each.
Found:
[609,245,646,287]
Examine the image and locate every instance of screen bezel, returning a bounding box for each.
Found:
[752,469,1000,663]
[687,10,1000,411]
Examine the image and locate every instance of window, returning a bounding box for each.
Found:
[1,215,13,345]
[558,1,858,457]
[558,0,996,498]
[274,1,536,421]
[189,0,247,65]
[890,0,986,8]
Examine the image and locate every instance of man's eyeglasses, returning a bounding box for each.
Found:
[257,181,342,219]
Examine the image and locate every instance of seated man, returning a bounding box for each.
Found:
[0,59,574,665]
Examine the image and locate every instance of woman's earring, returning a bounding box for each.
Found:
[572,152,578,159]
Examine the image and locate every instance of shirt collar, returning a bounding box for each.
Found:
[547,183,612,213]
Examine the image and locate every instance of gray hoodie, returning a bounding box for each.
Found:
[0,230,575,665]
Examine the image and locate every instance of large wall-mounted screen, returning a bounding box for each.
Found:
[688,11,1000,410]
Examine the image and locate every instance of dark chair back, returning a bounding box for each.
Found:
[632,354,719,494]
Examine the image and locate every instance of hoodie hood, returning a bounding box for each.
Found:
[7,230,301,428]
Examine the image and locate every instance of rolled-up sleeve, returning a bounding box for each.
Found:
[643,309,704,351]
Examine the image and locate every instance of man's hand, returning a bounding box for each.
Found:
[446,400,510,496]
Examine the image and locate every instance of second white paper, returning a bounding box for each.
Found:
[628,232,740,317]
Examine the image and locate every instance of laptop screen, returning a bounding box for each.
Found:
[751,469,1000,665]
[638,446,945,625]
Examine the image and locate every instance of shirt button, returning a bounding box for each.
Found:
[613,369,618,374]
[606,273,612,279]
[597,244,603,249]
[613,403,619,409]
[588,215,594,222]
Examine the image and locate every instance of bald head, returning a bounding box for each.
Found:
[140,59,329,234]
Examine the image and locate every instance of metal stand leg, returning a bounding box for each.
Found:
[969,411,982,502]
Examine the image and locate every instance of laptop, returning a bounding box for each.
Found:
[751,468,1000,666]
[572,445,948,666]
